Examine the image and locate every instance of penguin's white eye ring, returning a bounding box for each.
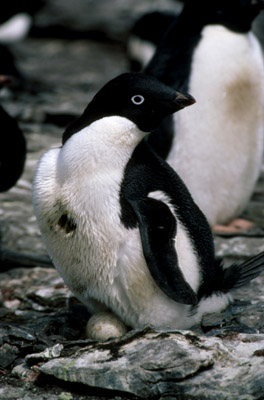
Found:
[131,95,145,105]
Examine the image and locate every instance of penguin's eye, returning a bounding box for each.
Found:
[131,95,145,105]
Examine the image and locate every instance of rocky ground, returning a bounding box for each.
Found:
[1,1,264,399]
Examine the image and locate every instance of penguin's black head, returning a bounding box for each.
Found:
[184,0,264,32]
[63,73,195,144]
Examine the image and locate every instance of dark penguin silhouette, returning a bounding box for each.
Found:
[0,44,23,87]
[144,0,264,230]
[127,10,179,72]
[0,76,26,191]
[33,72,264,334]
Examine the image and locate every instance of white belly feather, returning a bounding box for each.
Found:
[168,25,264,225]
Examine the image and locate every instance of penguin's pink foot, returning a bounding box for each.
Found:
[212,218,254,234]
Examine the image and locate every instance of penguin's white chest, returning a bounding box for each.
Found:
[168,25,264,225]
[33,134,131,306]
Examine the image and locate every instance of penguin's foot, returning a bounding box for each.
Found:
[86,311,128,341]
[212,218,254,234]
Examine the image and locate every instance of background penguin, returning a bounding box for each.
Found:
[127,10,179,72]
[127,1,185,71]
[0,0,46,91]
[33,72,264,339]
[144,0,264,232]
[0,0,46,43]
[0,44,23,87]
[0,75,26,191]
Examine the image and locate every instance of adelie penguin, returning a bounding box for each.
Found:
[144,0,264,232]
[0,75,26,191]
[33,73,264,339]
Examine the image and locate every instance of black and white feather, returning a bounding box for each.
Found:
[33,72,264,330]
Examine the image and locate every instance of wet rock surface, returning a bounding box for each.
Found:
[0,1,264,399]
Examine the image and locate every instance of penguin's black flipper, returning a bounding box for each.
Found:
[221,251,264,291]
[128,197,198,305]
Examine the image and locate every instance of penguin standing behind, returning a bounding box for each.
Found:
[0,75,26,191]
[127,10,179,72]
[144,0,264,231]
[0,0,46,90]
[33,73,264,339]
[0,0,45,43]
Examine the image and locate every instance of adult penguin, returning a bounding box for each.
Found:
[0,75,26,191]
[33,73,264,339]
[145,0,264,232]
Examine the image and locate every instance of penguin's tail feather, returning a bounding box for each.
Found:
[199,251,264,300]
[218,251,264,293]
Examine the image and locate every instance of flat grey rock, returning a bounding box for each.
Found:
[39,328,264,399]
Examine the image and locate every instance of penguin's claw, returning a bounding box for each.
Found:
[212,218,254,234]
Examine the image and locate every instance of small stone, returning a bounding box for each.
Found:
[201,312,227,330]
[27,287,71,308]
[11,363,38,382]
[86,312,128,341]
[26,343,64,363]
[57,392,73,400]
[0,343,19,368]
[4,299,21,310]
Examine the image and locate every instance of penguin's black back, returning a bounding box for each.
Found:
[144,8,202,92]
[131,11,179,46]
[0,44,22,80]
[0,106,26,191]
[142,15,201,159]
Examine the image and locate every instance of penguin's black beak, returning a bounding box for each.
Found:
[173,92,196,110]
